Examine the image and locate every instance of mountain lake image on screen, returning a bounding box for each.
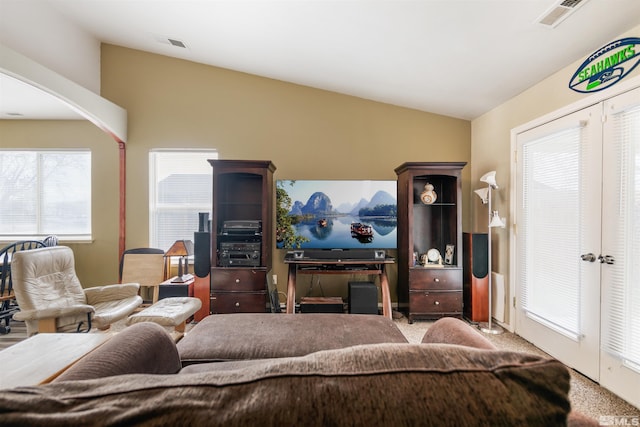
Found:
[276,180,397,250]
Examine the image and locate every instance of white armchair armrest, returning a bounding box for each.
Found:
[84,283,140,305]
[14,304,94,322]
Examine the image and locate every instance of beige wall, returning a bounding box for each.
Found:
[101,45,470,301]
[3,44,470,302]
[0,120,121,286]
[471,23,640,326]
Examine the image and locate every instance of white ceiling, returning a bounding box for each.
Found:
[2,0,640,121]
[0,73,86,120]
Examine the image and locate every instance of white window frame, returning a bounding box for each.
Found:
[0,149,92,242]
[149,149,217,251]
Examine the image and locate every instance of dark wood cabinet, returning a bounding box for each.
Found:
[395,162,466,323]
[208,160,276,314]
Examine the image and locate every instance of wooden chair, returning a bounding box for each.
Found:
[120,248,165,307]
[0,240,46,334]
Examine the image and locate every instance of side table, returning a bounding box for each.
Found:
[159,276,195,300]
[0,333,110,388]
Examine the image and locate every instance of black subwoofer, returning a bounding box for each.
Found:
[348,281,378,314]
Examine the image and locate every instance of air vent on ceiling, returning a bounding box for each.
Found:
[168,39,187,48]
[153,34,189,49]
[536,0,590,28]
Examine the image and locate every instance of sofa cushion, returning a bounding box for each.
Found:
[177,313,408,364]
[0,343,571,426]
[421,317,497,350]
[54,322,182,382]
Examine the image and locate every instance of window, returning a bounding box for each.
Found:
[149,150,217,251]
[519,124,584,339]
[601,99,640,373]
[0,150,92,241]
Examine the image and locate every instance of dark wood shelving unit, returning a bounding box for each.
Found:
[395,162,466,323]
[208,160,276,314]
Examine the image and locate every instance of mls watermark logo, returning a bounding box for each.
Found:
[599,415,640,426]
[569,37,640,93]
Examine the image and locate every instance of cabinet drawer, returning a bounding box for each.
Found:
[210,292,267,313]
[211,269,266,292]
[409,268,461,290]
[409,291,462,314]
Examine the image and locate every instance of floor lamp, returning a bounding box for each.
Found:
[474,171,505,335]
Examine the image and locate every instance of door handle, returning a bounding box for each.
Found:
[598,255,615,265]
[581,253,597,262]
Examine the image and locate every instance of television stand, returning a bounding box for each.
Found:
[283,253,394,319]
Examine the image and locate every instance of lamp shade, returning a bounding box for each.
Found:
[474,187,489,204]
[166,239,194,257]
[489,211,506,228]
[480,171,498,189]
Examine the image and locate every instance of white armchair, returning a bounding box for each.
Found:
[11,246,142,336]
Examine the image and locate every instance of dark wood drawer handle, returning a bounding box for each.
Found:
[434,301,440,305]
[433,278,440,282]
[235,302,240,307]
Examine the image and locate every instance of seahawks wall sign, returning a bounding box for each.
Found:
[569,37,640,93]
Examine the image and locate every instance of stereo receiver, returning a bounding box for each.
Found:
[219,242,261,267]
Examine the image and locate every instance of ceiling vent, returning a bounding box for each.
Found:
[168,39,187,48]
[536,0,591,28]
[153,34,189,49]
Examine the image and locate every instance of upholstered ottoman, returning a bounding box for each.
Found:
[127,297,202,339]
[177,313,408,365]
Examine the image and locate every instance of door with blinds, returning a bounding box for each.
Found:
[599,87,640,408]
[515,104,602,381]
[515,87,640,408]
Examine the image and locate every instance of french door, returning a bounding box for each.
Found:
[515,86,640,408]
[515,104,602,381]
[599,87,640,407]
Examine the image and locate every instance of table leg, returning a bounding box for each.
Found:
[286,264,296,314]
[380,264,392,319]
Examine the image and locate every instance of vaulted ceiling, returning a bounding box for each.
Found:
[2,0,640,121]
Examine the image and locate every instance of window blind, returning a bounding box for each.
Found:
[520,124,586,340]
[149,150,217,251]
[602,104,640,372]
[0,150,91,240]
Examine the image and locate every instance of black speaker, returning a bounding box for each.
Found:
[158,282,192,300]
[198,212,210,232]
[299,249,384,260]
[194,231,211,278]
[463,232,489,322]
[300,297,344,313]
[348,281,378,314]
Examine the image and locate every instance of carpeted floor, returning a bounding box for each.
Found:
[2,314,638,421]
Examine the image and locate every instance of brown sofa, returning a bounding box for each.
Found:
[177,312,409,364]
[0,316,597,426]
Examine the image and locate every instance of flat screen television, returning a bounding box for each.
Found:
[276,180,397,250]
